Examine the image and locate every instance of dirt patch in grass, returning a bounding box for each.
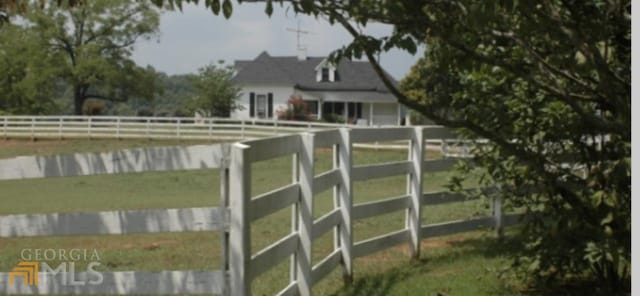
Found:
[358,233,478,266]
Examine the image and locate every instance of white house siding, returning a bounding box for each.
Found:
[232,85,295,120]
[371,103,398,126]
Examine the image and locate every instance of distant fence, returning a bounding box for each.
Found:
[0,115,346,141]
[0,115,475,154]
[0,126,520,295]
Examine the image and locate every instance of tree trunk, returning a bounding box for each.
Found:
[74,86,85,115]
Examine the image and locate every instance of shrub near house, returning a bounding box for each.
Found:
[276,95,313,121]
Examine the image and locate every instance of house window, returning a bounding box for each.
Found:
[256,94,267,118]
[250,92,273,118]
[321,68,330,82]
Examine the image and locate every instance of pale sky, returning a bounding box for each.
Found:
[130,2,423,80]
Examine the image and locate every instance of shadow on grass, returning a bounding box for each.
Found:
[329,260,431,296]
[330,233,523,296]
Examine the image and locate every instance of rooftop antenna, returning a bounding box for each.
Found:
[286,20,312,52]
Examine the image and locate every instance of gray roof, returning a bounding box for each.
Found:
[232,51,398,93]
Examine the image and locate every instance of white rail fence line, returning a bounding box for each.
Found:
[0,143,231,295]
[0,115,476,153]
[227,127,523,296]
[0,126,522,295]
[0,116,346,142]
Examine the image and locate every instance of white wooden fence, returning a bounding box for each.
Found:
[226,127,521,296]
[0,126,520,295]
[0,115,346,141]
[0,143,231,295]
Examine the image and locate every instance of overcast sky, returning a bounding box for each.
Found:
[130,2,422,80]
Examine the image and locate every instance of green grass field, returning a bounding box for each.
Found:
[0,139,521,295]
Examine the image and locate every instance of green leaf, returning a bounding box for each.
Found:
[151,0,164,8]
[265,0,273,16]
[591,190,604,207]
[210,0,220,15]
[528,257,540,272]
[601,212,613,225]
[222,0,232,19]
[603,192,618,207]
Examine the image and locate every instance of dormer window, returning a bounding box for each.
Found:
[316,59,337,82]
[321,67,330,82]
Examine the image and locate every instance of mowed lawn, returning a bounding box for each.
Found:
[0,139,520,295]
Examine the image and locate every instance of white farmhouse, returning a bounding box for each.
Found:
[231,51,405,126]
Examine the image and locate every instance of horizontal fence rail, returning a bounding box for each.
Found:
[0,207,224,238]
[0,144,226,180]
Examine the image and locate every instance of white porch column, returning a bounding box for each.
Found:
[343,101,348,123]
[397,104,402,126]
[369,103,374,126]
[318,100,323,120]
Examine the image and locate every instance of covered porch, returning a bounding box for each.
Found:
[297,90,406,126]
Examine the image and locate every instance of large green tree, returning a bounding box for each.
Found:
[151,0,630,291]
[0,23,60,114]
[23,0,161,115]
[323,1,630,291]
[187,62,241,117]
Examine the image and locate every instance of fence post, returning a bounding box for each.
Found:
[58,117,63,140]
[338,128,353,284]
[219,144,231,296]
[297,133,314,296]
[241,120,245,139]
[493,193,504,239]
[146,118,151,140]
[116,117,121,140]
[2,117,6,139]
[274,119,279,135]
[332,143,340,252]
[290,153,299,285]
[463,140,470,157]
[31,117,35,141]
[441,140,449,157]
[407,127,424,259]
[229,143,251,296]
[87,117,92,140]
[177,118,181,141]
[209,118,213,139]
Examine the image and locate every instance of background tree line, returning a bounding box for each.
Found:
[0,0,239,117]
